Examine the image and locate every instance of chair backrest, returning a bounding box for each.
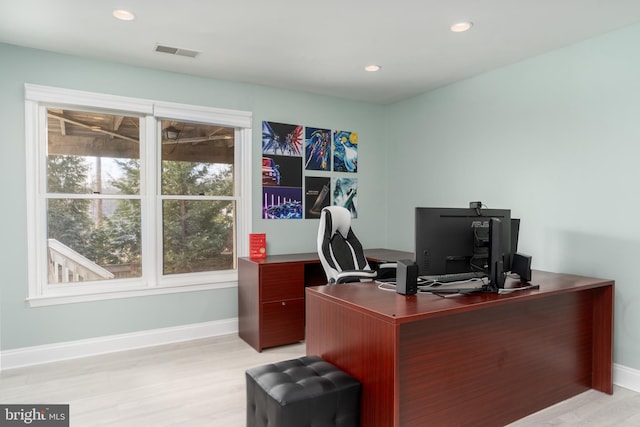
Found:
[317,206,371,283]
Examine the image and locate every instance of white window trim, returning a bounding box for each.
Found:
[24,84,252,307]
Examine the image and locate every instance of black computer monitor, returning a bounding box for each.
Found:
[414,207,513,284]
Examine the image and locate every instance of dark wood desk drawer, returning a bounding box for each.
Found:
[261,298,304,348]
[261,264,305,302]
[238,250,413,352]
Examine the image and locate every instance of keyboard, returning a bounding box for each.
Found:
[420,272,487,283]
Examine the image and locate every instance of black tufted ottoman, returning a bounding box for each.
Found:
[246,355,361,427]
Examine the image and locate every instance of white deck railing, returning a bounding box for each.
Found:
[48,238,115,283]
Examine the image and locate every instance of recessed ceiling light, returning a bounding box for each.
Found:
[113,9,135,21]
[450,21,473,32]
[365,65,381,72]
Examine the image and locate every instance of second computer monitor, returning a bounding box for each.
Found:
[414,207,513,279]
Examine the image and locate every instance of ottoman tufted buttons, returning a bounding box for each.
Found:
[246,356,361,427]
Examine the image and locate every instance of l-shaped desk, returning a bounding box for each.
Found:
[238,250,613,426]
[306,270,614,426]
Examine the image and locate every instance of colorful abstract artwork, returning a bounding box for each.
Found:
[262,187,303,219]
[262,121,361,219]
[333,177,358,218]
[305,127,331,171]
[333,130,358,173]
[262,121,303,156]
[262,121,303,219]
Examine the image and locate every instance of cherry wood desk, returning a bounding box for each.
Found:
[238,249,412,351]
[305,270,614,426]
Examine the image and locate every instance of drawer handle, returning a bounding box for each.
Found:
[281,301,286,306]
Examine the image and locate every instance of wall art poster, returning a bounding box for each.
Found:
[262,155,302,188]
[305,127,332,171]
[333,130,358,173]
[262,155,303,219]
[305,176,331,219]
[262,121,303,156]
[333,177,358,218]
[263,187,303,219]
[262,121,303,219]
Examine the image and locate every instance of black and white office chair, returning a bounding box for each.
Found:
[317,206,394,284]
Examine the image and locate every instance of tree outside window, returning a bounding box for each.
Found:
[26,85,252,305]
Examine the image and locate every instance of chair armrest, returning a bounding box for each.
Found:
[377,262,397,269]
[376,262,397,280]
[334,270,377,284]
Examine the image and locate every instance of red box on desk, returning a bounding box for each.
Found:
[249,233,267,258]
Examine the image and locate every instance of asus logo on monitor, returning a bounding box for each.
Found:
[470,220,490,229]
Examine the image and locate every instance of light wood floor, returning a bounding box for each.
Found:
[0,334,638,426]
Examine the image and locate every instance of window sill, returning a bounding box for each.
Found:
[26,280,237,307]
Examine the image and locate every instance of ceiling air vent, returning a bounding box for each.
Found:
[154,44,200,58]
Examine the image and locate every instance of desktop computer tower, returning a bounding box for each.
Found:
[489,218,505,289]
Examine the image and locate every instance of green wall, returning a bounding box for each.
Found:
[385,23,640,370]
[0,43,387,350]
[2,20,640,372]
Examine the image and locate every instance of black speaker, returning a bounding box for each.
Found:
[512,252,532,283]
[396,259,418,295]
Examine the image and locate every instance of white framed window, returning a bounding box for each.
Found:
[24,84,252,306]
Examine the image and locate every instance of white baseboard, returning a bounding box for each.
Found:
[2,321,640,395]
[1,317,238,370]
[614,363,640,393]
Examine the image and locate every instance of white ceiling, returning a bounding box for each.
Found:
[3,0,640,104]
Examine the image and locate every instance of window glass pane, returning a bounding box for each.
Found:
[47,198,142,283]
[161,120,234,196]
[162,200,235,274]
[47,109,140,195]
